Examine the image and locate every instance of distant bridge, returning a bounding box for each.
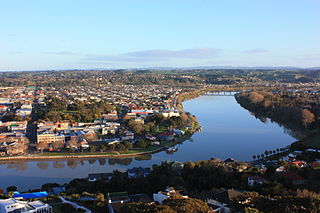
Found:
[202,87,253,96]
[203,91,239,96]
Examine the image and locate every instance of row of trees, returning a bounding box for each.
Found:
[252,148,287,160]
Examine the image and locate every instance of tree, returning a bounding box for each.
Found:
[89,145,96,153]
[109,144,116,151]
[301,109,315,127]
[164,197,212,213]
[253,155,256,160]
[116,144,127,153]
[7,186,17,193]
[123,141,133,149]
[248,92,264,104]
[98,144,107,152]
[135,140,148,149]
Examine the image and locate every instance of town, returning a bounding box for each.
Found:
[1,70,320,212]
[0,83,201,158]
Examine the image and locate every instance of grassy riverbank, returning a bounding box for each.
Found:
[0,134,194,161]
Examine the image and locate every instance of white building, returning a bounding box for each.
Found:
[160,109,180,118]
[0,198,52,213]
[153,187,188,204]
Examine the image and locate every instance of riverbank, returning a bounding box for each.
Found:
[0,134,194,162]
[235,92,320,149]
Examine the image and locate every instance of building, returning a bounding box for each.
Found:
[248,175,265,186]
[0,106,7,112]
[0,198,52,213]
[153,187,188,204]
[121,131,134,141]
[37,131,65,145]
[206,189,242,213]
[160,109,180,118]
[107,192,153,213]
[87,173,113,182]
[157,131,175,141]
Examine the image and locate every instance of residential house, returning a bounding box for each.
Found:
[160,109,180,118]
[0,198,52,213]
[108,192,153,213]
[157,131,175,141]
[206,189,242,213]
[153,187,188,204]
[87,173,113,182]
[121,131,134,141]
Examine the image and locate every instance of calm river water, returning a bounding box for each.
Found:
[0,95,296,191]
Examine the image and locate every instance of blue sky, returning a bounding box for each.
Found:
[1,0,320,70]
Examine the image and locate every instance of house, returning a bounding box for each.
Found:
[160,109,180,118]
[55,121,70,131]
[107,192,131,213]
[127,167,150,178]
[87,173,113,182]
[153,187,188,204]
[0,141,28,156]
[157,131,175,141]
[275,166,286,172]
[79,139,89,149]
[206,189,242,213]
[108,192,153,213]
[16,108,32,117]
[121,131,134,141]
[151,141,160,146]
[105,138,121,145]
[291,160,308,168]
[172,129,185,136]
[281,173,307,185]
[0,106,7,112]
[0,198,52,213]
[103,111,119,121]
[248,175,265,186]
[145,134,157,141]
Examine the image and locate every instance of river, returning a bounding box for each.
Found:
[0,95,296,191]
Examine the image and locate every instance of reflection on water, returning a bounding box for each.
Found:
[6,162,29,171]
[98,159,107,166]
[0,95,297,191]
[135,155,152,161]
[108,158,133,166]
[37,162,49,170]
[88,159,96,165]
[53,161,65,169]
